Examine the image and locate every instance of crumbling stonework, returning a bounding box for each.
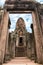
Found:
[0,0,43,64]
[9,18,36,61]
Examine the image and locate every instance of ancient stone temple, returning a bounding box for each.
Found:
[10,18,27,57]
[9,17,36,59]
[0,0,43,64]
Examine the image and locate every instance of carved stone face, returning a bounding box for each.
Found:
[15,17,26,35]
[19,19,22,22]
[16,18,25,29]
[19,31,23,36]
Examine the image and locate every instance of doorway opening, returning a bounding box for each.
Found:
[19,37,23,46]
[9,12,36,59]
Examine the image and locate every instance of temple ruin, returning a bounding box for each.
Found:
[0,0,43,64]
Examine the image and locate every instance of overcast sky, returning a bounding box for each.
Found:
[0,0,43,33]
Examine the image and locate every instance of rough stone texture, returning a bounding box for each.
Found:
[10,18,36,60]
[4,0,40,13]
[39,10,43,64]
[3,57,42,65]
[10,18,27,57]
[0,11,9,63]
[0,0,43,64]
[27,34,32,59]
[0,9,4,38]
[32,11,42,63]
[15,18,27,46]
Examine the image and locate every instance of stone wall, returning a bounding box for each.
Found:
[27,32,36,61]
[4,0,43,63]
[0,9,4,39]
[0,11,9,63]
[27,33,32,59]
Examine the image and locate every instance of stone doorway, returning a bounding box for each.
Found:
[9,13,36,58]
[15,36,26,57]
[0,0,43,64]
[7,11,42,61]
[0,10,40,63]
[19,37,23,46]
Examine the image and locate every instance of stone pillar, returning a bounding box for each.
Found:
[12,42,15,58]
[4,29,10,61]
[31,24,36,61]
[0,12,4,39]
[23,36,26,47]
[16,35,19,46]
[27,42,32,59]
[32,11,42,63]
[39,14,43,63]
[0,11,9,62]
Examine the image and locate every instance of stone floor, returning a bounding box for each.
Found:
[3,57,42,65]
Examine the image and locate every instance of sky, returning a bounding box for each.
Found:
[0,0,43,33]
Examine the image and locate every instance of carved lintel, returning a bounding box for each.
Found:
[5,1,37,12]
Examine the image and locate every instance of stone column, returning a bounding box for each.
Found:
[16,35,19,46]
[32,11,42,63]
[0,11,9,62]
[23,36,26,47]
[39,13,43,63]
[5,28,10,61]
[27,42,32,59]
[0,12,4,39]
[12,42,15,58]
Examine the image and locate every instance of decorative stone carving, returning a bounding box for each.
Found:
[15,17,27,47]
[3,0,43,63]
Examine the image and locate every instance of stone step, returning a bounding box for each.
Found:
[15,47,26,57]
[3,57,42,65]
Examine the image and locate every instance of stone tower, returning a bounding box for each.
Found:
[10,18,27,57]
[15,17,27,47]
